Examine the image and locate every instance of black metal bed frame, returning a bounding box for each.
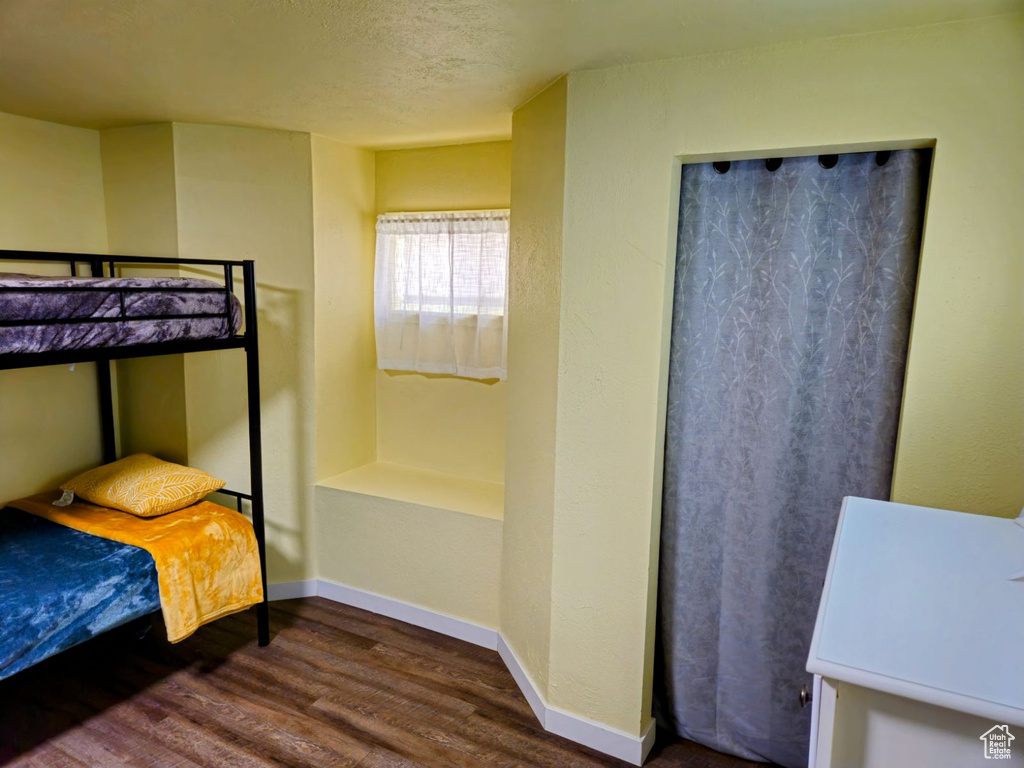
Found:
[0,249,270,647]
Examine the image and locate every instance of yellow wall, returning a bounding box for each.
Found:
[311,135,378,481]
[374,141,511,483]
[100,125,179,261]
[375,142,512,213]
[101,124,354,586]
[501,79,567,695]
[504,14,1024,738]
[100,123,189,465]
[316,478,503,627]
[173,123,317,582]
[0,111,109,504]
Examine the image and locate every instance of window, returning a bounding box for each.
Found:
[374,210,510,380]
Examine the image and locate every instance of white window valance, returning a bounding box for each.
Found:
[373,210,510,381]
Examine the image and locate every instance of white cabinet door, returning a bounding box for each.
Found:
[808,675,836,768]
[817,680,1024,767]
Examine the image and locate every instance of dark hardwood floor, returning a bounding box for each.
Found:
[0,598,762,767]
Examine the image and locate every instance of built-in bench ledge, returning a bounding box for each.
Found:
[317,461,504,521]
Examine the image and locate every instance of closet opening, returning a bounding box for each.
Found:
[654,148,932,768]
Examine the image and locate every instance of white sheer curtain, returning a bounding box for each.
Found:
[374,210,509,380]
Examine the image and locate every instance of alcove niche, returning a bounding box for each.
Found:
[312,140,511,630]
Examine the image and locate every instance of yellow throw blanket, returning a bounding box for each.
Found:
[11,492,264,643]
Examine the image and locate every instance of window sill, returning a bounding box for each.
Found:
[317,461,504,522]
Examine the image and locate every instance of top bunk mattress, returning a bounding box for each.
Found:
[0,273,242,355]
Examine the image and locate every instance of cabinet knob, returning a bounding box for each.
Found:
[799,684,813,708]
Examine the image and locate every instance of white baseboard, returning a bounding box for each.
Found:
[547,709,656,766]
[267,579,318,600]
[315,578,499,651]
[498,635,656,765]
[268,578,497,651]
[269,578,655,765]
[496,634,547,725]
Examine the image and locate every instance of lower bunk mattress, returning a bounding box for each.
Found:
[0,273,242,355]
[0,508,159,680]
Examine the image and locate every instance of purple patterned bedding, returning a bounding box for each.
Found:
[0,273,242,355]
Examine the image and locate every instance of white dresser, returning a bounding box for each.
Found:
[806,497,1024,767]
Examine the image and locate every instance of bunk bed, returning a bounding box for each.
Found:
[0,250,270,678]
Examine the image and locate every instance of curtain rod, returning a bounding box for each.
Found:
[712,151,893,175]
[378,209,510,219]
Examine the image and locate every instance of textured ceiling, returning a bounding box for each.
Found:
[0,0,1018,148]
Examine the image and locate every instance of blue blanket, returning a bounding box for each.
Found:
[0,507,159,680]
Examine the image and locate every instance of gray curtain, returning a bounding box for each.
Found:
[657,150,928,767]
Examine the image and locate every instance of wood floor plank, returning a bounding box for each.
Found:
[19,750,93,768]
[356,642,540,731]
[195,624,486,727]
[310,695,496,768]
[455,709,617,768]
[356,747,428,768]
[0,598,767,768]
[219,633,447,720]
[158,659,375,763]
[112,699,275,768]
[273,600,504,676]
[315,688,504,765]
[41,725,147,768]
[132,672,365,768]
[12,671,198,768]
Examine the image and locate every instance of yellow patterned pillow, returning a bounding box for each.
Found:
[60,454,226,518]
